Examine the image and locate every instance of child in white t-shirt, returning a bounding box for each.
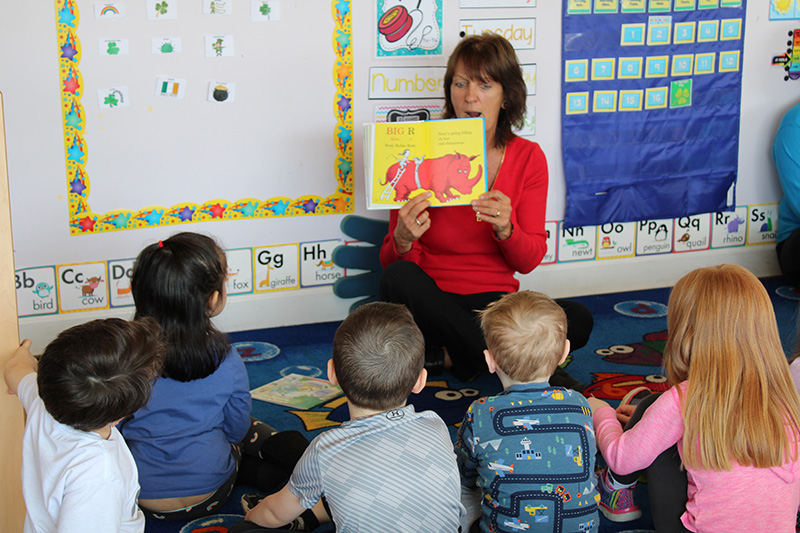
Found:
[4,318,163,533]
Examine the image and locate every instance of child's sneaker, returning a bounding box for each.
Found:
[241,492,265,513]
[597,467,642,522]
[620,386,651,409]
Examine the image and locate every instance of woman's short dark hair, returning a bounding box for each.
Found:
[37,317,164,431]
[443,33,527,148]
[131,232,229,382]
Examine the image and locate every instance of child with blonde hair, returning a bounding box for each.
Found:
[456,291,599,533]
[589,264,800,532]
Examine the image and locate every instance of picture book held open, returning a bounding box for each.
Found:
[363,117,487,209]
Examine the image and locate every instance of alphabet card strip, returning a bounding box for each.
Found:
[596,221,636,259]
[673,213,711,253]
[253,244,299,293]
[226,248,254,295]
[541,221,558,264]
[56,261,109,313]
[710,206,747,248]
[16,267,58,317]
[746,204,778,245]
[300,240,344,287]
[635,219,673,255]
[558,223,598,262]
[108,258,134,308]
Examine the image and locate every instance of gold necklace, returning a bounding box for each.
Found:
[488,145,506,190]
[476,145,507,222]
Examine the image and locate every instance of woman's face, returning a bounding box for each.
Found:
[450,60,504,139]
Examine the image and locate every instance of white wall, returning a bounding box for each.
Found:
[1,1,793,348]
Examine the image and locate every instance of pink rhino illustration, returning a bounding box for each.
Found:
[382,153,483,203]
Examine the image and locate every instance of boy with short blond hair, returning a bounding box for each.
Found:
[240,302,465,532]
[456,291,599,533]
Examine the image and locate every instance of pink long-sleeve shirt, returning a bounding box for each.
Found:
[593,384,800,532]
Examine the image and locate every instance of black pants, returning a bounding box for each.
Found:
[229,518,302,533]
[778,232,800,288]
[608,393,690,533]
[379,260,594,381]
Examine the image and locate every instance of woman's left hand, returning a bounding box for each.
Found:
[472,190,513,241]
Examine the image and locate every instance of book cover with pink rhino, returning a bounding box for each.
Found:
[364,117,487,209]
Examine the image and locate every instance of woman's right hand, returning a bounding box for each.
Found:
[393,192,432,254]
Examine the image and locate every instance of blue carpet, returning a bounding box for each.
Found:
[145,276,799,533]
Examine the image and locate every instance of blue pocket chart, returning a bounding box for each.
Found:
[673,22,695,43]
[561,0,746,227]
[618,57,643,78]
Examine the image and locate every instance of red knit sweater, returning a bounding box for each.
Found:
[380,136,548,294]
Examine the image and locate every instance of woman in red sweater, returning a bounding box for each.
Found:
[379,33,592,386]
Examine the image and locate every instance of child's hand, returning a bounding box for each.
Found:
[587,396,610,414]
[244,485,305,528]
[5,339,36,396]
[616,404,636,425]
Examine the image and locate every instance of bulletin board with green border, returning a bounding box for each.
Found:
[55,0,353,235]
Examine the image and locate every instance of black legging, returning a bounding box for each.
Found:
[379,260,594,381]
[228,524,294,533]
[608,393,690,533]
[777,231,800,288]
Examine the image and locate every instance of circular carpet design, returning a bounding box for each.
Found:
[613,300,668,318]
[179,514,244,533]
[280,365,323,378]
[776,285,800,301]
[234,341,280,363]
